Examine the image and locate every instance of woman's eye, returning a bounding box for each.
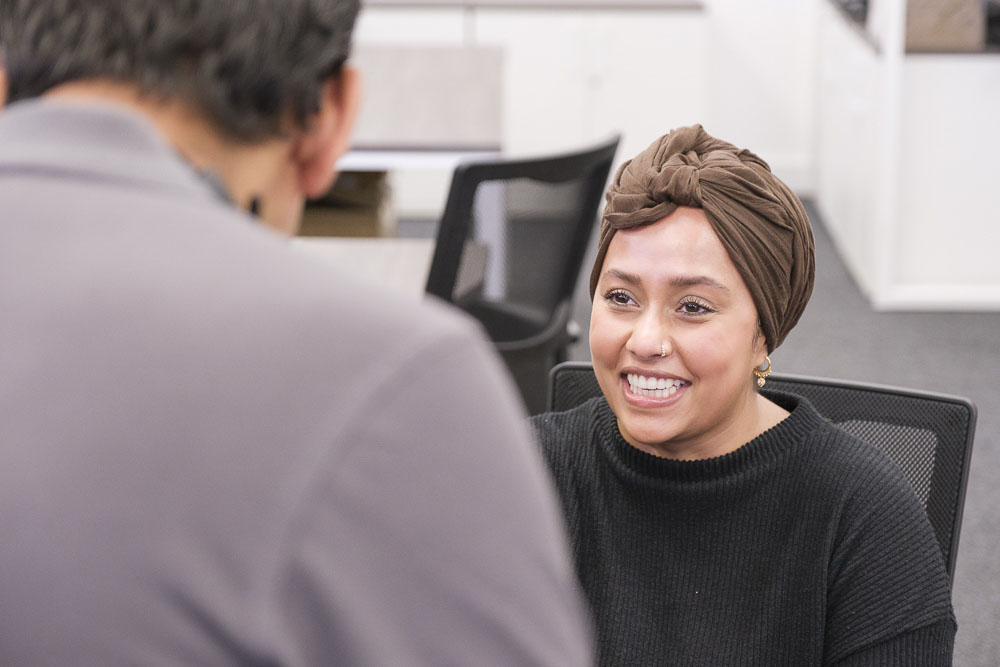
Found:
[604,289,634,307]
[679,299,714,315]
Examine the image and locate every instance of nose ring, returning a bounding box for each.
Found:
[660,342,666,358]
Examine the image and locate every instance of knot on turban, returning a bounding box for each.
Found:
[591,125,815,352]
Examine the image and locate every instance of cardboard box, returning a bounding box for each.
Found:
[299,170,397,238]
[298,202,396,238]
[906,0,985,52]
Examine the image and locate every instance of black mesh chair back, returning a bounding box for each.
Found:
[427,136,620,413]
[547,361,977,583]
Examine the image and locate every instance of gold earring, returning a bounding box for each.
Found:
[753,357,772,388]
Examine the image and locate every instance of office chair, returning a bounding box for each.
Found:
[546,361,977,584]
[426,136,620,414]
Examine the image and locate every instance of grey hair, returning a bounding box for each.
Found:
[0,0,360,141]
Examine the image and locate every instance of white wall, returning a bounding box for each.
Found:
[814,0,1000,310]
[355,7,466,44]
[701,0,821,194]
[472,8,707,163]
[814,0,886,297]
[892,56,1000,307]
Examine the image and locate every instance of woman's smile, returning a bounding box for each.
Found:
[621,372,690,406]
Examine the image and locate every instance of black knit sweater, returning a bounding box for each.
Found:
[530,391,955,666]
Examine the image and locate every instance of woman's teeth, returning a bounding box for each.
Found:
[626,374,686,397]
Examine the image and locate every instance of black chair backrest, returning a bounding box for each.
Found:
[426,135,620,317]
[547,361,977,583]
[426,137,619,414]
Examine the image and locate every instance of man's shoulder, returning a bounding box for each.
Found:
[247,237,484,361]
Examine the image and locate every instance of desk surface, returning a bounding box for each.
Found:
[338,148,501,172]
[291,237,434,297]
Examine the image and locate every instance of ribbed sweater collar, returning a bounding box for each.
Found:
[592,390,826,488]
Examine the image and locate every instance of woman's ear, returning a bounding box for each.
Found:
[293,66,362,198]
[752,324,769,367]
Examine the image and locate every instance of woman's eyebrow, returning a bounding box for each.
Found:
[669,275,731,292]
[604,268,643,285]
[605,268,730,292]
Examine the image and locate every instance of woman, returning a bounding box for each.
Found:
[531,126,955,665]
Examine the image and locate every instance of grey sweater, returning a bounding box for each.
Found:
[531,392,955,666]
[0,100,592,666]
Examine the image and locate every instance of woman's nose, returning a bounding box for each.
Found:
[626,312,672,360]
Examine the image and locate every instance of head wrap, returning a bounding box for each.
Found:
[590,125,815,352]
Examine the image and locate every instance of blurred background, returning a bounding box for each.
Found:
[308,1,1000,663]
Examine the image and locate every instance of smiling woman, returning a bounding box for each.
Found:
[531,126,956,666]
[590,206,785,461]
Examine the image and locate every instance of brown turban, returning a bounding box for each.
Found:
[590,125,815,352]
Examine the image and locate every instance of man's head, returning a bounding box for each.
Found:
[0,0,362,232]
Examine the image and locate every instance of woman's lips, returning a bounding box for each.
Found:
[621,373,689,407]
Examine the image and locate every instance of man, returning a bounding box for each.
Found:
[0,2,592,664]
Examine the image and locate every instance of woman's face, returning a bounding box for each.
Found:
[589,206,768,460]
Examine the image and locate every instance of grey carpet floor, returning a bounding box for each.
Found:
[564,201,1000,665]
